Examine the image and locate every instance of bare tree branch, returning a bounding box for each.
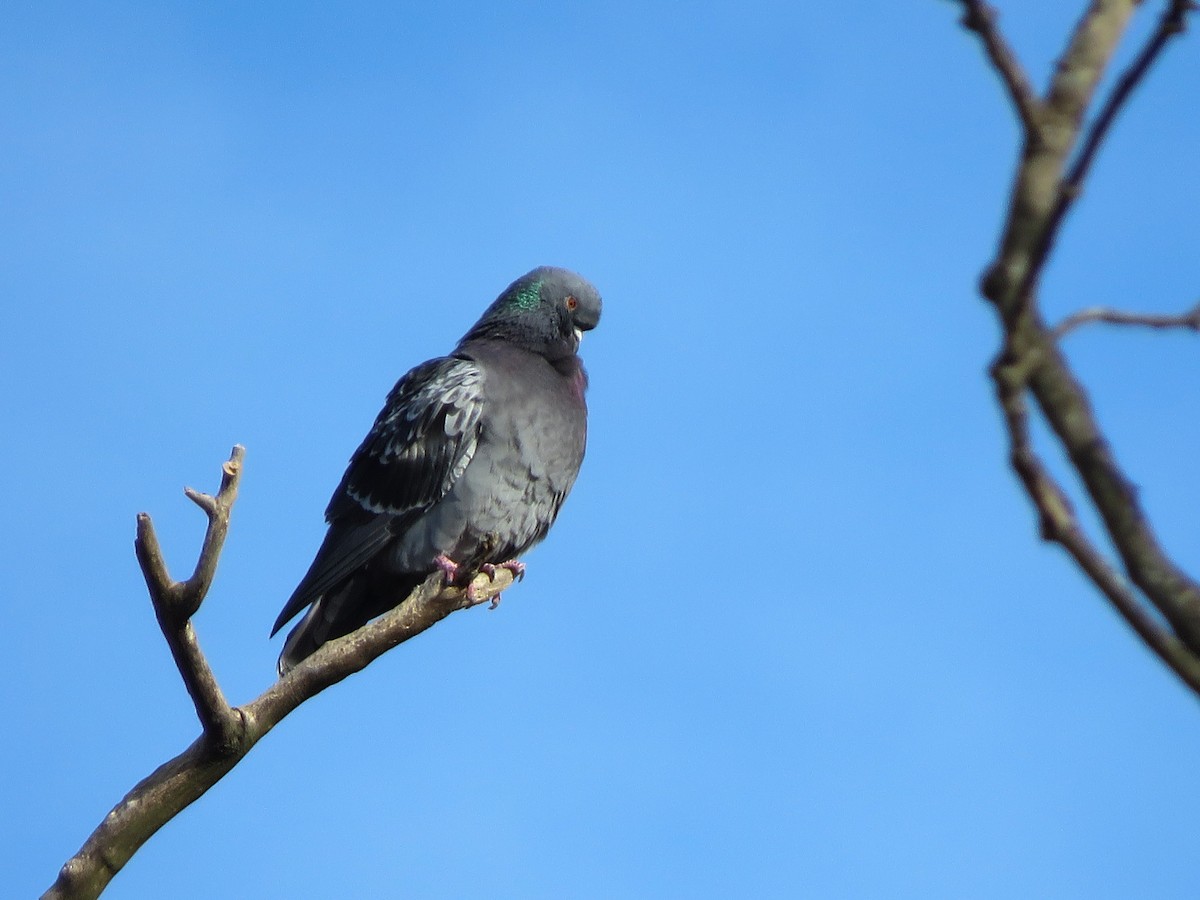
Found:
[955,0,1041,129]
[1054,300,1200,337]
[44,447,518,900]
[1033,0,1196,298]
[957,0,1200,697]
[134,446,244,748]
[976,1,1145,323]
[1065,0,1194,198]
[1024,323,1200,650]
[992,348,1200,692]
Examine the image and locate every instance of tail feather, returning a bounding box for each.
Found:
[277,574,363,675]
[275,570,425,676]
[278,603,324,676]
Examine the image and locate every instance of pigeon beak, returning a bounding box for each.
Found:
[573,327,583,345]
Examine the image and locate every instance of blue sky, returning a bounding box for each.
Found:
[5,2,1200,897]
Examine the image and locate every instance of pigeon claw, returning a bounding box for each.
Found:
[464,577,501,610]
[434,553,461,584]
[475,560,526,609]
[481,559,526,582]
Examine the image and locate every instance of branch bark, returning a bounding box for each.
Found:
[992,346,1200,692]
[968,0,1141,323]
[956,0,1200,695]
[44,446,517,900]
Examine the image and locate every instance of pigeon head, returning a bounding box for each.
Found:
[461,266,602,360]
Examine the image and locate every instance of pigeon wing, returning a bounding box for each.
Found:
[271,355,485,634]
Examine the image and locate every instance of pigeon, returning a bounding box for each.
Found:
[271,266,602,674]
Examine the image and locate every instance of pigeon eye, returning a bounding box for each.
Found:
[565,296,578,311]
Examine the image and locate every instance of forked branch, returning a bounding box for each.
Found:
[955,0,1200,696]
[134,446,244,748]
[45,447,517,900]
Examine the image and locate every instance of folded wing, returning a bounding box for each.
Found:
[271,355,485,636]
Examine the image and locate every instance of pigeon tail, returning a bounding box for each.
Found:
[277,603,324,676]
[277,571,424,675]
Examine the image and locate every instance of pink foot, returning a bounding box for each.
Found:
[481,560,526,582]
[434,553,461,583]
[478,560,526,608]
[441,556,493,607]
[467,581,493,607]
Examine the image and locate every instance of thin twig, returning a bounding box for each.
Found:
[1021,0,1195,308]
[956,0,1041,129]
[1054,301,1200,338]
[180,446,244,615]
[1065,0,1193,196]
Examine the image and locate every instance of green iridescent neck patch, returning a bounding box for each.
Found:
[509,279,543,310]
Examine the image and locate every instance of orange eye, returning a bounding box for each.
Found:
[566,295,578,311]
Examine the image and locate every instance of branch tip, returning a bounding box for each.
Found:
[183,487,218,516]
[134,512,173,597]
[220,445,245,487]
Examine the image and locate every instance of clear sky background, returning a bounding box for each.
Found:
[5,2,1200,898]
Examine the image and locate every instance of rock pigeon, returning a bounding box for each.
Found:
[271,266,601,674]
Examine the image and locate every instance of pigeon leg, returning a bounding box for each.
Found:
[434,553,461,584]
[438,555,495,607]
[438,553,490,606]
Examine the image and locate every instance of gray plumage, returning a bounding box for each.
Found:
[271,266,601,674]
